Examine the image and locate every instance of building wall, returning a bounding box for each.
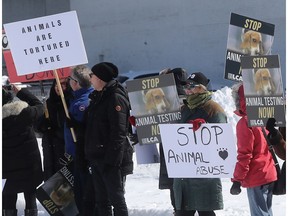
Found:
[3,0,286,87]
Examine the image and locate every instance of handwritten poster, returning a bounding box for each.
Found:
[241,55,285,127]
[159,123,237,178]
[3,11,87,75]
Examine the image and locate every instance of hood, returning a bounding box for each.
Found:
[231,82,246,116]
[2,100,28,119]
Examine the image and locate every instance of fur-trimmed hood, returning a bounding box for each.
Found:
[2,100,28,119]
[231,82,246,116]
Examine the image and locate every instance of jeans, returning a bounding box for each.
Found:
[90,162,128,216]
[247,183,274,216]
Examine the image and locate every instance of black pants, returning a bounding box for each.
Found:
[176,210,215,216]
[90,162,128,216]
[2,190,37,210]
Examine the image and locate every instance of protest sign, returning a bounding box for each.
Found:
[224,13,275,82]
[241,55,285,127]
[2,30,71,83]
[36,164,78,216]
[159,123,237,178]
[3,11,87,75]
[126,73,181,145]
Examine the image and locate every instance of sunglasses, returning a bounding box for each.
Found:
[182,83,200,90]
[68,76,78,82]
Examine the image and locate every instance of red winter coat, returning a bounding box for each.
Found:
[232,85,277,188]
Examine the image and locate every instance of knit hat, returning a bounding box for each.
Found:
[91,62,119,82]
[184,72,210,87]
[2,88,14,106]
[166,68,188,95]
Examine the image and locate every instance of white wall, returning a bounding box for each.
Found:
[71,0,286,87]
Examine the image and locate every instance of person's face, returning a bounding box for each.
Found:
[89,73,105,91]
[54,78,68,95]
[182,83,202,95]
[68,76,80,91]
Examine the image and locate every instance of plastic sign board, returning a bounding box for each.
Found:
[3,11,87,75]
[126,73,181,145]
[224,13,275,82]
[241,55,285,127]
[159,123,237,178]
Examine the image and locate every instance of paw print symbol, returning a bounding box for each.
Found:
[217,148,228,160]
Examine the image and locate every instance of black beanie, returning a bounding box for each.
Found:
[91,62,119,82]
[167,68,188,95]
[2,88,14,106]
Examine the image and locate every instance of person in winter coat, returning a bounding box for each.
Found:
[64,65,94,215]
[2,85,44,216]
[230,82,277,216]
[36,78,72,181]
[85,62,133,216]
[174,72,226,216]
[158,67,188,214]
[266,118,286,160]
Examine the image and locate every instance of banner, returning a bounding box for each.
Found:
[3,11,87,75]
[159,123,237,178]
[241,55,285,127]
[126,74,181,144]
[224,13,275,82]
[36,164,78,216]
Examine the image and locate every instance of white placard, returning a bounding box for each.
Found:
[3,11,88,75]
[159,123,237,178]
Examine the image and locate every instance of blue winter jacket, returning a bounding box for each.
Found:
[64,87,94,157]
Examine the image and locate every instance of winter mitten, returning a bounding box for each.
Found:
[266,118,278,138]
[188,118,206,131]
[230,181,241,195]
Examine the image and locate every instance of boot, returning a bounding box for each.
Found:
[2,209,17,216]
[24,209,38,216]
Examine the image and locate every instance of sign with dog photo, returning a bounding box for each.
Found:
[159,123,237,178]
[224,13,275,82]
[241,55,285,127]
[126,73,181,145]
[36,164,78,216]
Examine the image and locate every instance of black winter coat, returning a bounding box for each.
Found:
[84,80,133,175]
[2,88,44,193]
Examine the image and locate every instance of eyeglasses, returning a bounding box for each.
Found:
[89,73,94,78]
[68,76,78,82]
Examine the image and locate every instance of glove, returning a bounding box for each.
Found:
[230,181,241,195]
[188,118,206,131]
[266,118,278,138]
[59,153,73,166]
[65,114,78,128]
[129,116,136,126]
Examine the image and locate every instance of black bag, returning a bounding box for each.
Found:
[273,161,286,195]
[262,128,286,195]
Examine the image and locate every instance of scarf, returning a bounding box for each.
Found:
[186,91,212,110]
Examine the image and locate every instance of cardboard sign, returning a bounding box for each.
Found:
[126,74,181,145]
[36,164,78,216]
[224,13,275,82]
[3,11,87,75]
[159,123,237,178]
[241,55,285,127]
[2,31,71,82]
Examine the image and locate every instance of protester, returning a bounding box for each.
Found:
[85,62,133,216]
[158,67,188,214]
[174,72,226,216]
[36,78,72,181]
[64,65,94,215]
[2,84,44,216]
[266,118,286,160]
[230,82,277,216]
